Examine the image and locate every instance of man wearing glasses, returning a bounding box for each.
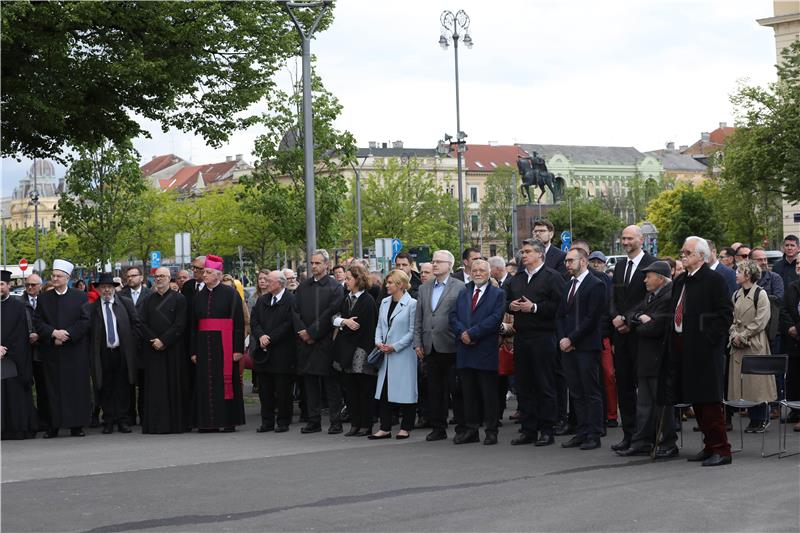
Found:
[120,266,151,426]
[18,274,49,431]
[532,219,567,276]
[180,256,207,413]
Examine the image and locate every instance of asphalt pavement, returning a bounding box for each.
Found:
[2,401,799,533]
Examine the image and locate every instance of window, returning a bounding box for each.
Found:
[489,216,497,232]
[471,214,479,232]
[470,186,478,203]
[50,221,57,230]
[489,244,497,256]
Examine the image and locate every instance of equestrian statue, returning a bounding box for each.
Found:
[517,151,558,204]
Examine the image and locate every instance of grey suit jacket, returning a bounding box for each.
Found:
[414,276,465,354]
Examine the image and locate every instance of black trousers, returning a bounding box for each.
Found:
[255,371,294,427]
[497,375,509,418]
[612,332,637,438]
[128,368,145,425]
[425,351,464,432]
[514,333,558,436]
[378,378,415,432]
[631,376,677,450]
[562,350,603,440]
[32,359,51,430]
[100,347,131,425]
[416,364,429,420]
[459,368,499,434]
[303,373,343,426]
[344,372,377,429]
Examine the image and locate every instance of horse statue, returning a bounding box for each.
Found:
[516,152,558,204]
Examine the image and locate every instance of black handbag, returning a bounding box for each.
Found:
[366,347,384,369]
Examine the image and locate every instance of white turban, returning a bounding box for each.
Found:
[52,259,74,276]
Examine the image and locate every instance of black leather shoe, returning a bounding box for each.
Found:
[355,428,371,437]
[453,431,480,444]
[367,432,391,440]
[256,425,274,433]
[301,424,321,434]
[344,427,360,437]
[579,438,601,450]
[426,430,447,441]
[221,427,235,433]
[554,421,576,436]
[483,433,498,445]
[616,446,652,457]
[610,437,631,451]
[511,433,537,446]
[534,433,555,447]
[701,453,732,467]
[117,424,132,434]
[561,436,584,448]
[275,425,289,433]
[70,428,86,437]
[414,418,431,429]
[654,447,679,459]
[102,425,114,435]
[43,429,59,439]
[328,424,343,434]
[687,449,714,462]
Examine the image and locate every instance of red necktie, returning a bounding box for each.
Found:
[471,287,481,311]
[567,278,578,305]
[675,287,685,327]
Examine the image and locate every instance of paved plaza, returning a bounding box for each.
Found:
[2,398,799,533]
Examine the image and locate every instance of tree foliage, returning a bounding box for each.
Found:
[56,142,147,267]
[721,40,800,203]
[479,167,516,257]
[3,226,79,273]
[117,188,178,271]
[1,1,333,160]
[645,183,723,256]
[343,158,460,254]
[544,192,624,252]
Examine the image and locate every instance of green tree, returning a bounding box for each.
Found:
[722,41,800,205]
[56,141,147,267]
[479,167,516,257]
[2,1,333,160]
[4,226,79,273]
[645,183,723,255]
[117,188,178,271]
[344,158,459,253]
[243,71,355,252]
[546,192,624,252]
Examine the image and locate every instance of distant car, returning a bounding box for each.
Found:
[765,250,782,268]
[605,255,627,269]
[10,286,25,296]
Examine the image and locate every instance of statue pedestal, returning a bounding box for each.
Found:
[514,203,559,249]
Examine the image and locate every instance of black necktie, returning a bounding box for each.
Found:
[349,294,357,311]
[624,260,633,286]
[271,295,277,306]
[567,279,578,305]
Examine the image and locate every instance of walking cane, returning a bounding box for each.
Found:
[651,405,667,461]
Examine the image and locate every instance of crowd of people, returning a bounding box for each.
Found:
[2,222,799,468]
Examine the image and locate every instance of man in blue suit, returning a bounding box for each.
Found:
[556,248,606,450]
[450,259,507,445]
[707,240,737,297]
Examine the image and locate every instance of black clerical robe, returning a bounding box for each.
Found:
[33,288,91,429]
[140,289,189,433]
[190,283,245,429]
[1,296,38,438]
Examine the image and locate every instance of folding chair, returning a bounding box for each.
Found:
[723,355,787,458]
[673,403,692,449]
[780,360,800,458]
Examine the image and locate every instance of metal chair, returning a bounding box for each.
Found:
[722,355,787,458]
[673,403,692,449]
[779,374,800,458]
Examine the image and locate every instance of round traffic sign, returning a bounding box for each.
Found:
[19,258,28,272]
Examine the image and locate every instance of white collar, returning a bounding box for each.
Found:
[434,275,450,287]
[55,287,68,295]
[350,290,364,298]
[525,263,544,277]
[272,288,286,302]
[709,260,719,270]
[571,270,590,284]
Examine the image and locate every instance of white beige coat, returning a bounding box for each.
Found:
[728,287,777,402]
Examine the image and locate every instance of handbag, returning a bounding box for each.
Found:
[366,347,384,369]
[498,344,514,376]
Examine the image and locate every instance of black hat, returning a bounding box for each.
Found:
[95,273,120,287]
[1,270,11,283]
[640,261,671,278]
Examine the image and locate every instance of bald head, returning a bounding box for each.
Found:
[25,273,43,297]
[621,225,643,257]
[154,266,172,293]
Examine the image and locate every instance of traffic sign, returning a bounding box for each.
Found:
[19,258,28,272]
[150,251,161,268]
[560,231,572,252]
[391,238,403,264]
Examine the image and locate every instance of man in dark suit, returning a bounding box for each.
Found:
[17,273,48,431]
[449,259,507,445]
[414,249,466,441]
[119,265,151,426]
[489,256,510,288]
[555,248,606,450]
[618,261,677,458]
[668,236,733,466]
[394,252,421,298]
[707,240,737,297]
[250,270,296,433]
[88,273,141,434]
[506,238,565,446]
[609,224,657,451]
[533,219,567,276]
[179,256,205,424]
[453,248,482,284]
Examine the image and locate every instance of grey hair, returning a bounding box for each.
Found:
[471,259,490,272]
[685,236,711,261]
[736,259,761,283]
[522,238,545,255]
[488,256,506,269]
[433,250,455,265]
[311,249,330,263]
[273,269,287,287]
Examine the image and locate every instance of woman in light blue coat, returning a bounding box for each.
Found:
[369,269,418,440]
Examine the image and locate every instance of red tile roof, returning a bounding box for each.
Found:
[158,161,238,193]
[682,126,737,156]
[140,154,186,177]
[709,126,736,145]
[455,144,528,172]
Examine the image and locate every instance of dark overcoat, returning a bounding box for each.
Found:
[250,291,297,374]
[88,295,141,388]
[292,275,344,376]
[628,282,673,378]
[332,291,377,371]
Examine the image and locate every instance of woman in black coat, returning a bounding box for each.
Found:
[250,271,297,433]
[781,272,800,431]
[332,264,378,436]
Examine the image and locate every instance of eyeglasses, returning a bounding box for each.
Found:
[25,283,40,287]
[532,229,549,234]
[153,274,169,279]
[431,260,450,264]
[191,266,204,271]
[737,254,749,258]
[679,249,695,257]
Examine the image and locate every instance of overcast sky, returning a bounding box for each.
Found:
[1,0,780,193]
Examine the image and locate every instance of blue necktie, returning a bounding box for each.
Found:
[105,302,116,346]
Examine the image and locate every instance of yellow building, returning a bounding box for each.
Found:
[6,159,63,232]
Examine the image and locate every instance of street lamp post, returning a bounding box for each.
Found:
[439,9,473,255]
[349,153,371,259]
[29,187,40,265]
[280,0,331,261]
